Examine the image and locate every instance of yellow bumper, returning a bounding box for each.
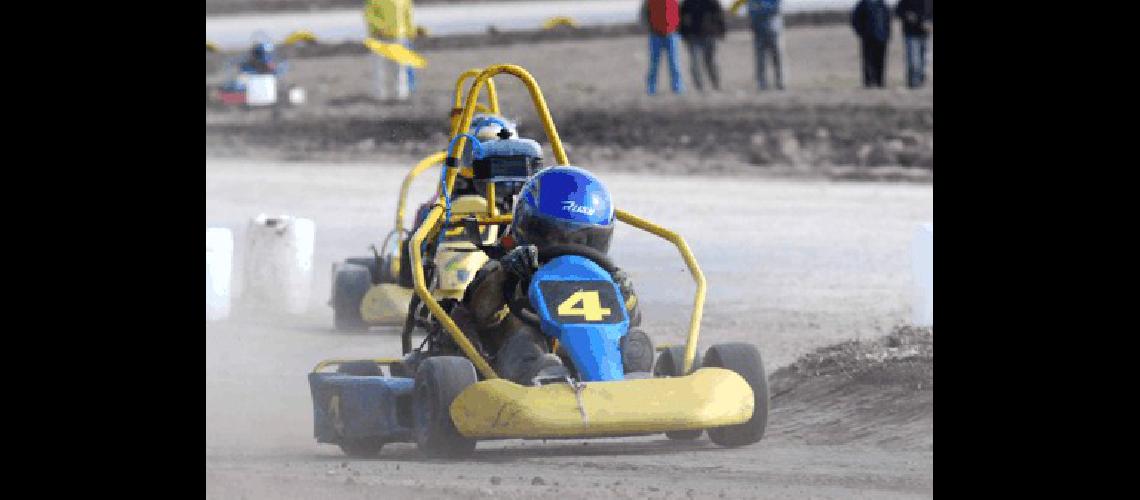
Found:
[449,368,754,439]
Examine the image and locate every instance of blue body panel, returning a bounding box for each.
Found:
[528,255,629,381]
[308,373,415,444]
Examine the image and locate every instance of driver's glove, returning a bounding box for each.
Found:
[611,268,643,327]
[501,244,539,282]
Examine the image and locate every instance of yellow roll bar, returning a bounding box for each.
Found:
[452,64,569,217]
[615,210,706,374]
[390,151,447,272]
[452,69,500,120]
[411,205,499,378]
[395,151,447,231]
[410,65,709,381]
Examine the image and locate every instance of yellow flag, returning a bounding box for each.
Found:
[363,37,427,68]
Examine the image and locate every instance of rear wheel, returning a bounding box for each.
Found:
[413,357,477,457]
[702,343,769,447]
[334,264,371,331]
[653,346,703,440]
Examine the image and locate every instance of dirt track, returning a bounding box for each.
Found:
[206,25,932,179]
[205,158,933,499]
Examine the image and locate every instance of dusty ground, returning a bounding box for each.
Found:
[205,158,933,498]
[207,24,933,179]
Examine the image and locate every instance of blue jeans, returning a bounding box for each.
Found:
[647,33,683,95]
[750,16,784,90]
[905,36,928,88]
[402,39,416,93]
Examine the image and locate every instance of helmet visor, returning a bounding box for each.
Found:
[513,212,613,254]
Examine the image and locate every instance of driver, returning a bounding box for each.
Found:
[452,166,645,385]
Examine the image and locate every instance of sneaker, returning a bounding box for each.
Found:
[529,354,570,385]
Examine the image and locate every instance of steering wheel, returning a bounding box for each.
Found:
[508,244,618,326]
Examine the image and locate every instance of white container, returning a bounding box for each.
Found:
[242,214,315,315]
[245,74,278,106]
[206,228,234,321]
[912,223,933,327]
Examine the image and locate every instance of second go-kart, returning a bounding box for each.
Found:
[329,68,519,331]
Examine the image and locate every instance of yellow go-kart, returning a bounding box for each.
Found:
[312,65,768,458]
[330,68,518,331]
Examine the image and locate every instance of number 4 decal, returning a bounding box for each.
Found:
[557,290,612,321]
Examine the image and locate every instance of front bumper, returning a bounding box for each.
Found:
[449,368,754,439]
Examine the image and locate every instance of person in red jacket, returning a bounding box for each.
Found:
[640,0,685,95]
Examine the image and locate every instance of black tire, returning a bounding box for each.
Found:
[621,328,655,373]
[336,361,384,377]
[333,264,371,331]
[654,346,704,441]
[702,343,769,447]
[344,256,380,284]
[413,356,478,457]
[338,437,384,458]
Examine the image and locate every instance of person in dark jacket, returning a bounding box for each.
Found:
[895,0,932,88]
[851,0,892,88]
[679,0,726,92]
[641,0,685,95]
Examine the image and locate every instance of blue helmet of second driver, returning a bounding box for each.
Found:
[509,166,615,254]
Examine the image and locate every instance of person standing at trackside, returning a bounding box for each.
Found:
[679,0,727,92]
[851,0,891,88]
[364,0,415,100]
[895,0,932,88]
[731,0,785,91]
[640,0,684,95]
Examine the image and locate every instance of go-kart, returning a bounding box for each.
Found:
[310,64,769,458]
[329,68,522,331]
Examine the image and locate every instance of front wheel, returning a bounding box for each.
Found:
[413,357,477,457]
[702,343,769,447]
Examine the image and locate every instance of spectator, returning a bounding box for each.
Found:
[239,42,279,75]
[641,0,684,95]
[895,0,932,88]
[679,0,727,92]
[364,0,415,100]
[732,0,785,91]
[851,0,891,88]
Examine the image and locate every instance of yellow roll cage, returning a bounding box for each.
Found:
[408,64,708,380]
[382,68,504,277]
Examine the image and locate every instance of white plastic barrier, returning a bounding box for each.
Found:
[206,228,234,321]
[245,74,278,106]
[912,223,933,327]
[242,214,315,315]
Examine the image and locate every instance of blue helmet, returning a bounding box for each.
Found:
[510,166,615,253]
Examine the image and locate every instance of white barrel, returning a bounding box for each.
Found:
[912,223,933,327]
[242,214,315,315]
[206,228,234,321]
[245,74,278,106]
